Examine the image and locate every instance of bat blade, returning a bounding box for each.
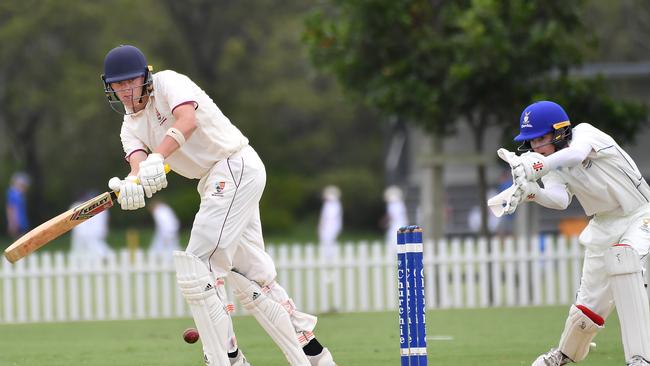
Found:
[4,191,117,263]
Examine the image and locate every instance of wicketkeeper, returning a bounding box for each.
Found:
[101,45,337,366]
[489,101,650,366]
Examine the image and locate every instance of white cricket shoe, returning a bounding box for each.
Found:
[230,350,251,366]
[532,348,571,366]
[628,355,650,366]
[307,348,337,366]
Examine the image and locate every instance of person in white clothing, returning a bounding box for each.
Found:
[317,185,342,261]
[148,199,181,255]
[490,100,650,366]
[467,189,499,235]
[70,192,113,259]
[383,186,408,252]
[101,45,336,366]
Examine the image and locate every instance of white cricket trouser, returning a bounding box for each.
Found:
[575,203,650,317]
[186,145,276,283]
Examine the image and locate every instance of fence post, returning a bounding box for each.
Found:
[517,236,530,306]
[290,245,302,310]
[28,255,40,322]
[42,253,53,322]
[451,237,462,307]
[504,237,516,307]
[358,242,369,312]
[543,234,556,305]
[490,237,502,307]
[438,238,449,308]
[107,252,119,319]
[344,243,355,312]
[478,237,489,308]
[371,242,384,311]
[2,256,13,323]
[464,237,476,308]
[304,244,316,314]
[54,252,66,322]
[557,235,569,304]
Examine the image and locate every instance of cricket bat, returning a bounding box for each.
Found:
[4,165,170,263]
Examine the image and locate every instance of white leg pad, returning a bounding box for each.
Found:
[215,278,238,353]
[263,281,318,346]
[230,271,310,366]
[558,304,603,362]
[174,251,230,366]
[605,245,650,361]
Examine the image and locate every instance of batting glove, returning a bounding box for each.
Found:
[138,153,168,198]
[108,176,146,210]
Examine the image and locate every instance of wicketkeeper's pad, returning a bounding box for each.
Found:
[605,244,650,362]
[558,304,603,362]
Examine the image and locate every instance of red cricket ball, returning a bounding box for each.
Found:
[183,327,200,344]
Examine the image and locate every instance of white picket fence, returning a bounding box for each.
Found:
[0,235,609,324]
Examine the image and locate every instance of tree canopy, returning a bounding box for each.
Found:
[304,0,648,234]
[0,0,384,237]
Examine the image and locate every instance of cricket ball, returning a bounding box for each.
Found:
[183,327,200,344]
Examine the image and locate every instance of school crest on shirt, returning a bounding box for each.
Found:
[641,218,650,234]
[155,108,168,125]
[211,181,226,197]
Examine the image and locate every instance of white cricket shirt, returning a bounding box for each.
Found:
[120,70,249,179]
[542,123,650,216]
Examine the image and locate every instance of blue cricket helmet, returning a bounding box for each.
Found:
[102,45,148,83]
[514,101,570,141]
[101,45,153,115]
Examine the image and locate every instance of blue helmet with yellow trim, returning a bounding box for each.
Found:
[515,101,572,151]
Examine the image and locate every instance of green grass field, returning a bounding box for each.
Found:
[0,306,625,366]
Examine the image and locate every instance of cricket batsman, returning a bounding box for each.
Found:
[101,45,337,366]
[489,101,650,366]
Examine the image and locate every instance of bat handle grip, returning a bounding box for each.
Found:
[134,163,172,184]
[113,164,171,196]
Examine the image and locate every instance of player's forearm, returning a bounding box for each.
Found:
[546,141,592,170]
[154,116,197,158]
[529,184,571,210]
[154,136,182,158]
[127,150,148,176]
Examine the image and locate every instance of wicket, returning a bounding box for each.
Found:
[397,226,427,365]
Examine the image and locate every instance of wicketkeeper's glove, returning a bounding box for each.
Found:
[497,148,549,182]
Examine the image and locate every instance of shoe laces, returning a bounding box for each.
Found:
[541,349,568,366]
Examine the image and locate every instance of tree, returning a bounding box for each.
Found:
[160,0,386,233]
[0,1,386,238]
[0,0,178,227]
[303,0,648,236]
